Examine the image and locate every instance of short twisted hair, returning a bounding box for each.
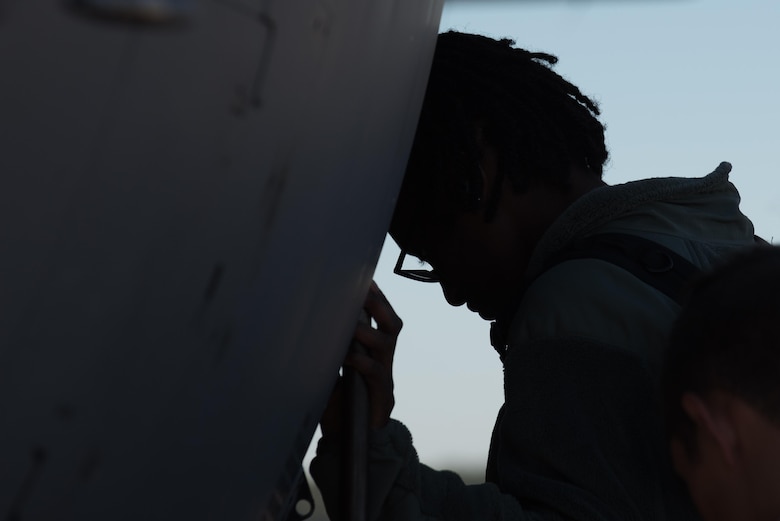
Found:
[392,30,608,235]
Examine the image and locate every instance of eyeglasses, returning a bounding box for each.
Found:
[393,250,439,283]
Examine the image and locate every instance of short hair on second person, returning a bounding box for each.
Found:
[663,244,780,457]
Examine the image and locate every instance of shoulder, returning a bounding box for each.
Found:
[509,255,681,365]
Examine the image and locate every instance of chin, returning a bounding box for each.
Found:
[478,310,496,321]
[468,302,496,320]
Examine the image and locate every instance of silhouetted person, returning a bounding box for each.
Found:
[664,245,780,521]
[312,31,759,520]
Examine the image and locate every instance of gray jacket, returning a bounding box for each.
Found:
[311,162,757,521]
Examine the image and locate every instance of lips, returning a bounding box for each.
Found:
[467,301,490,318]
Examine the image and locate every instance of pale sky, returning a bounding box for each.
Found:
[306,0,780,477]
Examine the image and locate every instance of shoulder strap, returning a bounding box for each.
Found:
[491,233,770,360]
[490,233,701,361]
[545,233,701,306]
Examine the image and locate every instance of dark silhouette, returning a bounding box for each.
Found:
[312,31,759,521]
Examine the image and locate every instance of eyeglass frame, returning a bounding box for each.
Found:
[393,250,439,283]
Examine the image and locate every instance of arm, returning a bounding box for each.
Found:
[310,282,697,520]
[311,419,533,521]
[311,336,694,521]
[312,334,697,521]
[309,283,550,521]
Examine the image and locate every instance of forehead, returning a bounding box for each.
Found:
[389,197,430,258]
[390,139,477,256]
[389,183,462,258]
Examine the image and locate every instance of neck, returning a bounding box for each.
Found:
[565,164,608,203]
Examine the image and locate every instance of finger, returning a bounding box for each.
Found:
[345,351,381,378]
[344,353,394,429]
[353,322,395,363]
[344,353,394,399]
[364,283,403,335]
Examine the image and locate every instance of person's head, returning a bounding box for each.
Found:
[390,31,607,319]
[663,245,780,521]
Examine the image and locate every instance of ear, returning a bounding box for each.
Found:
[474,139,500,205]
[681,392,739,466]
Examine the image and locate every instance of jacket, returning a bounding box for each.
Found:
[310,162,757,521]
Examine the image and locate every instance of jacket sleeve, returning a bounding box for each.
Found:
[310,419,543,521]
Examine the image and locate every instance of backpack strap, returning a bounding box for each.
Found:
[490,233,701,361]
[545,233,701,306]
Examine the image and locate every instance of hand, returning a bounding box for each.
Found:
[320,281,403,436]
